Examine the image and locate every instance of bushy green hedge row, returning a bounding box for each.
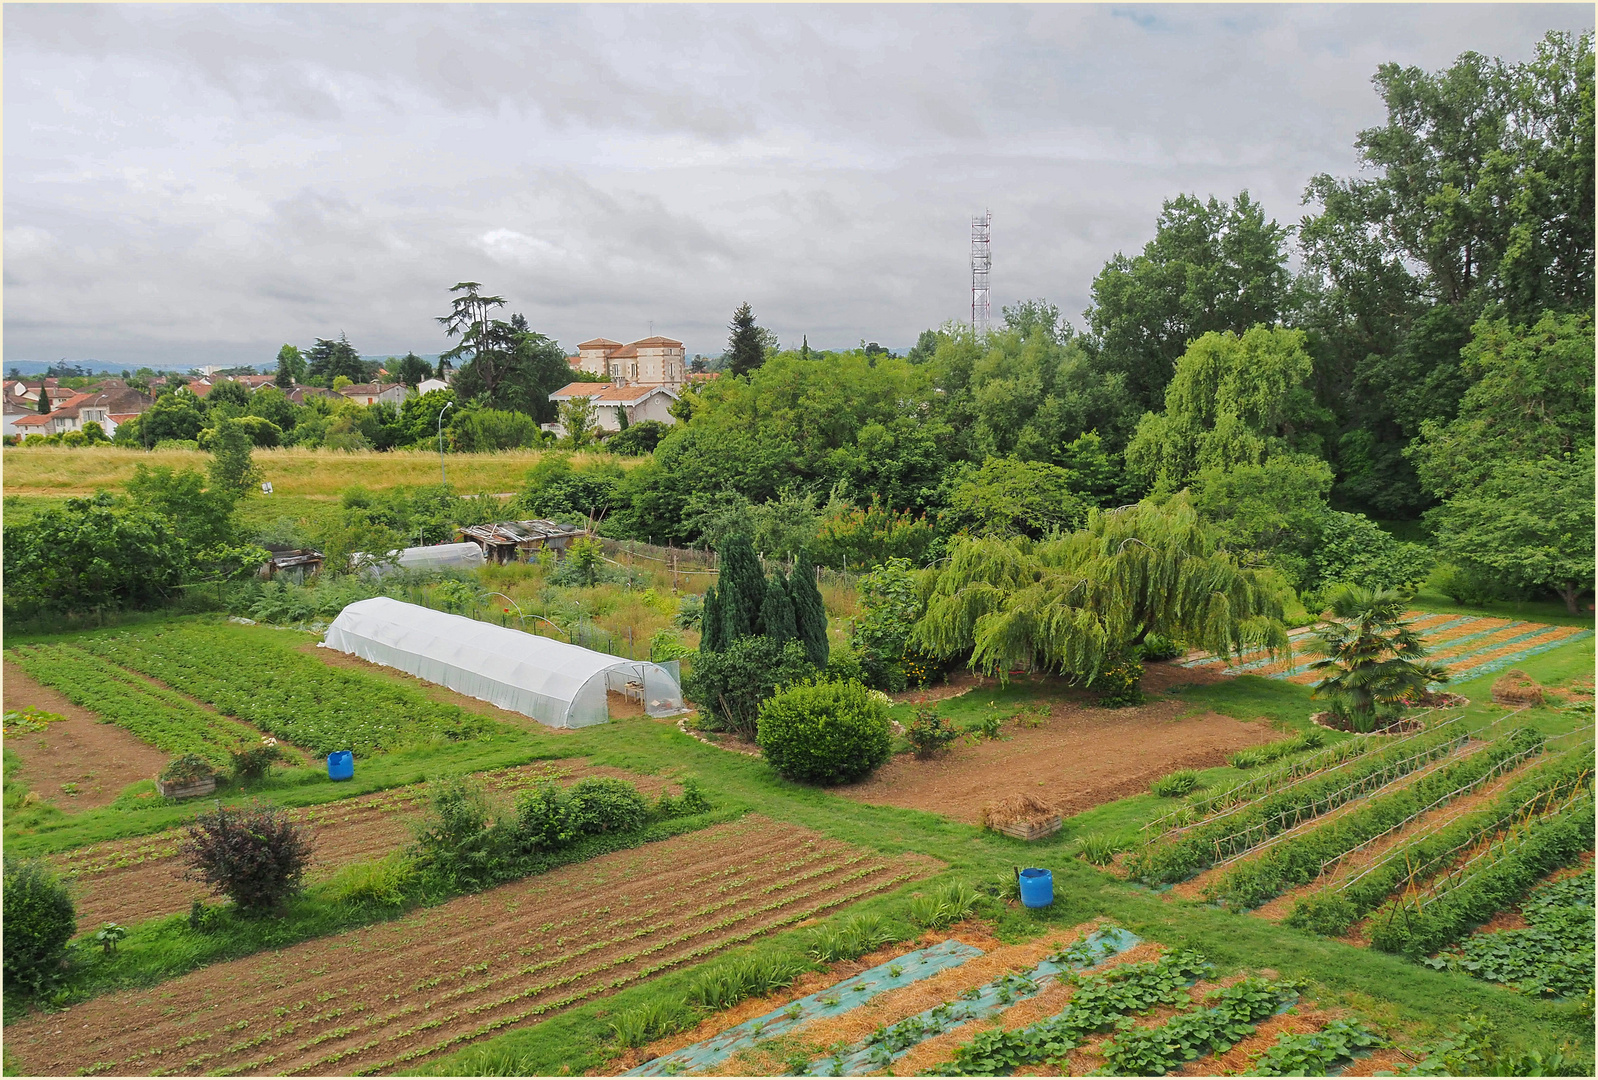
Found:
[1367,794,1595,958]
[1130,726,1469,885]
[756,679,893,785]
[1203,727,1545,910]
[1286,749,1595,936]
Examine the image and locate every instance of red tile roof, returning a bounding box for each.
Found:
[577,338,624,350]
[628,336,684,348]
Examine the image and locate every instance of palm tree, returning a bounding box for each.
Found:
[1307,586,1448,732]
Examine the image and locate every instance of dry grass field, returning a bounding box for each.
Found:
[1,445,635,498]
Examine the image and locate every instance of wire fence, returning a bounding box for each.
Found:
[1144,711,1462,843]
[1338,763,1595,896]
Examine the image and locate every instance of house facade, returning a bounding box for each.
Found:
[544,382,679,436]
[11,387,154,438]
[570,336,687,388]
[339,382,408,407]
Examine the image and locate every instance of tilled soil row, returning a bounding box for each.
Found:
[9,816,938,1078]
[55,759,669,930]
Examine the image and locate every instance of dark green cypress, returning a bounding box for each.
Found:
[758,572,798,646]
[789,550,830,667]
[716,535,764,644]
[699,583,724,652]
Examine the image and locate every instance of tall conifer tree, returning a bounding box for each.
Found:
[789,550,830,667]
[716,534,765,643]
[758,573,798,646]
[699,583,725,653]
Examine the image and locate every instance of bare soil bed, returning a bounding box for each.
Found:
[54,759,678,931]
[3,661,169,811]
[838,694,1281,826]
[9,816,937,1077]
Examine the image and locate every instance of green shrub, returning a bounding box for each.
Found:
[2,857,77,993]
[757,679,894,785]
[654,777,713,818]
[323,853,418,908]
[1088,655,1144,707]
[564,777,651,835]
[181,802,312,914]
[609,999,695,1048]
[1077,833,1127,866]
[1150,769,1203,798]
[685,635,815,738]
[412,776,511,891]
[1228,747,1270,769]
[908,881,979,929]
[806,913,896,962]
[686,954,809,1011]
[160,753,217,784]
[908,709,960,758]
[1140,633,1182,662]
[229,738,287,782]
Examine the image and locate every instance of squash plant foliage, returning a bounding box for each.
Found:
[913,494,1289,679]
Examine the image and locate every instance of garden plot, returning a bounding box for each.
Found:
[620,928,1391,1077]
[2,660,169,811]
[52,760,673,931]
[1179,612,1592,686]
[66,623,500,755]
[839,689,1281,825]
[7,816,937,1078]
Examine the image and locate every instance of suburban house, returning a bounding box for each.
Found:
[457,520,590,564]
[569,336,687,388]
[285,385,342,405]
[544,382,679,436]
[11,387,154,438]
[339,382,408,407]
[416,376,449,396]
[4,387,36,437]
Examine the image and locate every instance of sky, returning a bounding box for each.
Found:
[5,3,1592,368]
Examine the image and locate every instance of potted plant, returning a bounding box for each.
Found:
[157,754,218,798]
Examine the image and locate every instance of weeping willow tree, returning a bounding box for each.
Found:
[913,495,1291,679]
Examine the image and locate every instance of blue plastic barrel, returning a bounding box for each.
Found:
[1018,867,1053,908]
[327,750,354,781]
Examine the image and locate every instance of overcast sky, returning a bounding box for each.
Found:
[5,3,1592,368]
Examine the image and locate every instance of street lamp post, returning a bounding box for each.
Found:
[437,400,454,485]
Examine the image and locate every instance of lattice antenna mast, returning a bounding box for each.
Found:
[971,209,991,333]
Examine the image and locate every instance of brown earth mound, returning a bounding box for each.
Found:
[981,792,1058,829]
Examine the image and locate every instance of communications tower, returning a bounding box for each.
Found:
[971,209,991,333]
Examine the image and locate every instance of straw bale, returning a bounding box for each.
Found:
[980,791,1058,829]
[1491,669,1546,706]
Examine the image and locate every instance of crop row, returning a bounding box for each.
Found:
[1366,792,1594,957]
[1130,725,1472,885]
[72,624,497,755]
[927,950,1216,1076]
[1424,867,1594,998]
[338,872,919,1077]
[1285,749,1595,937]
[1147,736,1380,835]
[1096,976,1300,1075]
[9,643,261,766]
[1202,727,1547,910]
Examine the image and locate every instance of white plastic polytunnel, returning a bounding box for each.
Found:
[322,597,685,728]
[355,542,486,577]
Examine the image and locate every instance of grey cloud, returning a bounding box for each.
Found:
[5,4,1592,366]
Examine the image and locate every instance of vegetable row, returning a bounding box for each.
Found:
[9,644,260,766]
[72,624,497,755]
[1285,748,1594,937]
[1131,725,1472,885]
[1202,727,1546,910]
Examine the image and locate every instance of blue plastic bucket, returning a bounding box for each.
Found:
[327,750,354,782]
[1018,867,1053,908]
